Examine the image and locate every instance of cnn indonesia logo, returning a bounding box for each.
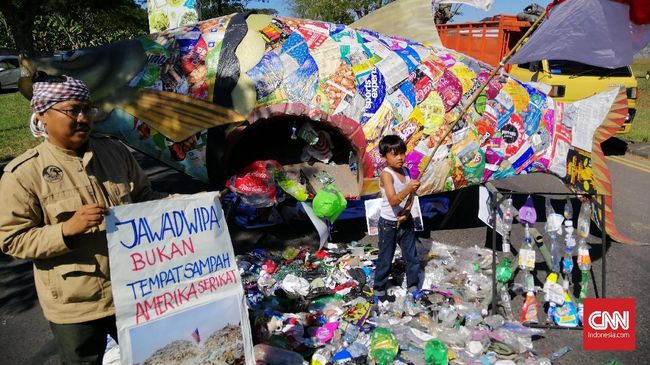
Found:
[584,298,635,351]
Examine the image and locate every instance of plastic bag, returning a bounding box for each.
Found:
[369,327,399,365]
[424,339,448,365]
[313,184,347,222]
[226,160,283,207]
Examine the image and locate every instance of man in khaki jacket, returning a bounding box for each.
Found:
[0,74,166,364]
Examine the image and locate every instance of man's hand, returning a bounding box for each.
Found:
[407,179,420,194]
[62,204,108,237]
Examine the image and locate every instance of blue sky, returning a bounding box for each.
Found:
[248,0,552,23]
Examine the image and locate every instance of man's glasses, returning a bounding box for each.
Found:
[49,105,98,119]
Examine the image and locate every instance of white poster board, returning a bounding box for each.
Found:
[105,192,253,365]
[365,196,424,235]
[478,186,505,236]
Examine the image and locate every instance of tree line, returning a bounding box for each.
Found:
[0,0,457,55]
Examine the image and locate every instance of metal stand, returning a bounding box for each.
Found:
[485,183,608,330]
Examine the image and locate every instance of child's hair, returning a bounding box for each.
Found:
[379,135,407,156]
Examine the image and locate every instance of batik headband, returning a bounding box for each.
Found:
[30,75,90,113]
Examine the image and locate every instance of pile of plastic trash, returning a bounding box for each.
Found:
[237,239,559,365]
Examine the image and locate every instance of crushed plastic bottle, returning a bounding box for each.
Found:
[341,321,360,345]
[348,341,369,359]
[549,345,572,361]
[437,302,458,327]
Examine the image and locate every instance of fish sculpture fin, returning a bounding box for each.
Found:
[589,88,645,245]
[350,0,442,46]
[115,89,246,142]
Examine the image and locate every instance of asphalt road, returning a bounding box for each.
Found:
[1,142,649,364]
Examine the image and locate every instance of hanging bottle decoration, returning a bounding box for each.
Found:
[563,198,573,220]
[545,207,564,274]
[561,220,576,290]
[518,195,537,226]
[500,198,515,255]
[518,225,536,272]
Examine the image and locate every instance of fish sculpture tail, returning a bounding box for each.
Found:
[588,88,641,244]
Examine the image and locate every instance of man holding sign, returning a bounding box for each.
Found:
[0,74,166,364]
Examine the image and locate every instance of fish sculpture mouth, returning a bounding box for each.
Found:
[16,12,638,244]
[19,39,147,104]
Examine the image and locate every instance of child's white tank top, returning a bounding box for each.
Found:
[380,167,411,221]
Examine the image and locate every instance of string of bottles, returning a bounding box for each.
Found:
[497,195,593,327]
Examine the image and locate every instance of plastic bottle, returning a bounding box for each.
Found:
[253,344,304,365]
[545,212,564,273]
[499,285,514,320]
[577,201,591,239]
[578,270,589,324]
[549,231,562,273]
[438,302,457,327]
[554,292,580,327]
[311,346,333,365]
[563,198,573,220]
[521,291,539,324]
[501,198,515,255]
[342,321,360,345]
[576,239,591,272]
[424,339,448,365]
[348,341,369,359]
[576,237,592,324]
[518,225,536,271]
[561,220,576,288]
[496,258,513,283]
[543,273,564,324]
[545,197,555,216]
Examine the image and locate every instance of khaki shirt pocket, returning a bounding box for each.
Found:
[51,263,103,304]
[106,182,132,205]
[43,195,83,224]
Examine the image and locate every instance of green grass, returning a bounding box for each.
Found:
[0,92,37,163]
[629,58,650,142]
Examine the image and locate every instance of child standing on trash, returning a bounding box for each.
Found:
[374,135,421,302]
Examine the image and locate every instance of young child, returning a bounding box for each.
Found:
[374,135,421,302]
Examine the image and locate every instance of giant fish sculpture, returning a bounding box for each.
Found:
[18,12,631,242]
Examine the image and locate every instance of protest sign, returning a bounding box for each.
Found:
[105,192,253,365]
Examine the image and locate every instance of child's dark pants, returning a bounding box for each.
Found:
[373,217,419,295]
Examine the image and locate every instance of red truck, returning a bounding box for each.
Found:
[436,15,639,133]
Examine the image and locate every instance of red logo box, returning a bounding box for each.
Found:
[583,298,635,351]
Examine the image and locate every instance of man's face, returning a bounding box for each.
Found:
[39,100,94,151]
